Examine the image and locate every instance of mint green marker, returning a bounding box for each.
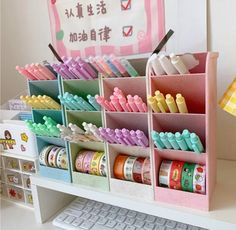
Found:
[43,116,57,126]
[175,132,188,151]
[167,132,180,150]
[49,126,61,137]
[151,131,165,149]
[182,129,193,150]
[190,133,204,153]
[120,58,139,77]
[192,144,201,154]
[159,132,172,149]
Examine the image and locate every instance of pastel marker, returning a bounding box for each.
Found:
[151,131,165,149]
[122,128,135,145]
[25,65,40,80]
[43,116,57,126]
[159,132,172,149]
[57,124,72,136]
[58,96,72,109]
[106,128,119,144]
[130,130,140,146]
[71,64,88,79]
[147,96,160,112]
[88,56,108,77]
[73,96,87,110]
[176,94,188,113]
[89,125,104,142]
[42,60,57,76]
[114,87,125,98]
[175,132,188,151]
[119,97,130,112]
[127,95,139,112]
[167,132,180,150]
[155,90,168,112]
[77,59,97,77]
[99,128,115,143]
[68,123,85,134]
[95,95,113,111]
[166,94,178,113]
[126,103,132,112]
[115,129,130,145]
[136,130,149,147]
[36,63,56,80]
[87,95,101,111]
[192,144,201,154]
[59,67,71,79]
[65,57,77,67]
[110,95,123,112]
[103,55,122,77]
[120,58,139,77]
[190,133,204,153]
[16,66,37,80]
[109,54,130,77]
[95,56,114,77]
[133,95,145,112]
[182,129,193,150]
[49,126,61,137]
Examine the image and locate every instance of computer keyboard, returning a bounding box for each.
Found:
[52,197,207,230]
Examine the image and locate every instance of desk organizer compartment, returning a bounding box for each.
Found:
[108,144,153,201]
[20,160,36,174]
[36,136,72,182]
[7,185,25,202]
[5,170,22,187]
[25,190,33,205]
[22,174,31,189]
[3,156,20,171]
[69,141,109,191]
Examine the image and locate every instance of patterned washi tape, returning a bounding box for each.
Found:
[99,153,106,177]
[82,151,96,173]
[75,150,88,172]
[181,162,195,192]
[193,164,206,194]
[132,157,145,183]
[142,157,151,185]
[169,161,185,190]
[48,147,63,167]
[113,155,129,180]
[159,160,172,188]
[39,145,54,166]
[124,156,137,181]
[90,152,104,176]
[56,148,67,169]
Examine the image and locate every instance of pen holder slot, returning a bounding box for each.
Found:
[32,110,63,125]
[150,74,205,114]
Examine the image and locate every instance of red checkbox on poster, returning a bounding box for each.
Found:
[121,0,132,11]
[122,26,133,37]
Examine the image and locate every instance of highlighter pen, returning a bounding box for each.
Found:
[133,95,145,112]
[176,94,188,113]
[167,132,180,150]
[155,90,169,112]
[119,58,139,77]
[119,96,130,112]
[88,56,108,77]
[95,95,113,111]
[182,129,193,150]
[36,63,56,80]
[165,94,178,113]
[87,95,101,111]
[42,60,57,76]
[175,132,188,151]
[95,56,114,77]
[147,96,160,113]
[114,87,125,98]
[109,54,130,77]
[16,66,37,80]
[159,132,172,149]
[190,133,204,153]
[151,131,165,149]
[103,55,122,77]
[110,95,123,112]
[127,95,139,112]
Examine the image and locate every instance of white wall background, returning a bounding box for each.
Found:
[1,0,236,160]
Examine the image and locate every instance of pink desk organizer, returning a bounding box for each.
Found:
[151,52,218,211]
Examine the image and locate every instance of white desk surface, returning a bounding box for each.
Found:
[1,159,236,230]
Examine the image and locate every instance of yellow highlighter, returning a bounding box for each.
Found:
[165,94,178,113]
[147,96,160,112]
[176,93,188,113]
[155,90,169,112]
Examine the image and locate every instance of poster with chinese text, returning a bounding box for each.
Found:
[48,0,165,58]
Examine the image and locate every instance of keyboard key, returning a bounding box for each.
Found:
[89,215,99,223]
[64,208,82,217]
[136,213,146,220]
[77,198,88,205]
[97,217,107,225]
[187,226,200,230]
[154,226,166,230]
[127,210,137,218]
[81,213,91,220]
[166,220,177,228]
[91,224,114,230]
[99,211,109,218]
[116,215,126,223]
[118,208,128,215]
[80,220,94,229]
[56,213,68,222]
[91,208,100,215]
[70,204,84,210]
[115,223,126,230]
[110,206,120,213]
[87,200,96,206]
[176,222,188,230]
[94,202,103,209]
[64,215,75,224]
[101,204,111,211]
[125,217,135,225]
[106,220,117,228]
[144,222,155,230]
[134,219,145,228]
[107,212,117,220]
[83,206,93,213]
[155,217,166,226]
[72,218,84,227]
[125,226,136,230]
[146,215,156,223]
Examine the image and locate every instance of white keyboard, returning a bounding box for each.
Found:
[53,197,207,230]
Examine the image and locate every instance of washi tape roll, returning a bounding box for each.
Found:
[99,153,106,177]
[181,162,195,192]
[90,152,104,175]
[82,151,96,173]
[39,145,54,166]
[124,156,137,181]
[48,146,63,167]
[159,160,172,188]
[169,161,185,190]
[75,151,87,172]
[193,164,206,194]
[56,148,67,169]
[142,157,151,185]
[113,154,129,180]
[132,157,145,183]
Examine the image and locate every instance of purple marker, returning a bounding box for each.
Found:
[59,67,71,79]
[106,128,120,144]
[122,128,135,145]
[115,129,128,145]
[79,62,97,79]
[71,64,87,80]
[99,128,114,143]
[136,130,149,147]
[123,137,133,146]
[130,130,140,146]
[117,136,127,145]
[72,63,90,79]
[68,67,80,79]
[65,57,77,67]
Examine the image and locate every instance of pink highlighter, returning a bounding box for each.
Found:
[110,95,123,112]
[95,95,113,111]
[36,63,56,80]
[109,54,130,77]
[133,95,145,112]
[127,95,139,112]
[16,66,37,80]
